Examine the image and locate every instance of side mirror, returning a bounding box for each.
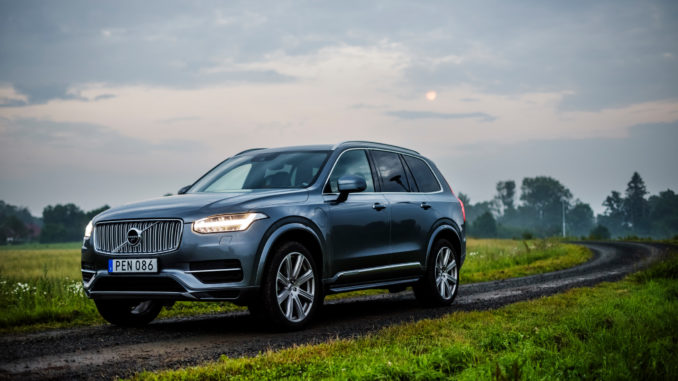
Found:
[336,175,366,202]
[177,185,191,195]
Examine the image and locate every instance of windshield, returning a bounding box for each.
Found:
[189,151,330,193]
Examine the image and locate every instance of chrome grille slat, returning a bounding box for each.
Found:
[94,219,183,255]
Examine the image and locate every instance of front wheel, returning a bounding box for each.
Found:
[94,299,162,326]
[253,241,322,331]
[414,239,459,307]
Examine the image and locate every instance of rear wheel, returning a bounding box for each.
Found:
[94,299,162,326]
[252,241,321,330]
[414,239,459,307]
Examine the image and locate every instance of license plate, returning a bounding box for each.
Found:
[108,258,158,273]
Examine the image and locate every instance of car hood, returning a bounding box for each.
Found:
[94,190,309,223]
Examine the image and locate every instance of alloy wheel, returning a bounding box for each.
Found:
[275,252,315,323]
[434,246,458,300]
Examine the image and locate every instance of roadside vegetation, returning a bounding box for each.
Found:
[0,239,590,333]
[135,252,678,381]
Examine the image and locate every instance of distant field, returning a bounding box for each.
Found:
[0,238,590,333]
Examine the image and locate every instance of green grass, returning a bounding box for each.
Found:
[462,238,591,283]
[133,253,678,381]
[0,239,590,333]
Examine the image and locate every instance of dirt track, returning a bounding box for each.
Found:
[0,241,667,380]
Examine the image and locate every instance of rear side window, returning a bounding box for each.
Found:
[403,155,440,192]
[325,149,375,193]
[403,156,441,192]
[371,150,411,192]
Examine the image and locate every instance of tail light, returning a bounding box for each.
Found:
[441,175,465,222]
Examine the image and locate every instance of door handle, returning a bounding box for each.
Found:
[372,203,387,211]
[420,202,432,210]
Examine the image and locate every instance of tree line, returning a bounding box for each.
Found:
[460,172,678,239]
[1,170,676,244]
[0,202,109,244]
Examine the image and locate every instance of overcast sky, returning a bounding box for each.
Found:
[1,0,677,216]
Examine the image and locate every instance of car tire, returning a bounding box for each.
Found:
[255,241,322,331]
[94,299,163,326]
[414,238,459,307]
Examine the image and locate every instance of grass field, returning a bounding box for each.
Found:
[0,238,590,333]
[134,253,678,381]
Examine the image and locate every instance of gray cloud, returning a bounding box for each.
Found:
[386,110,496,122]
[1,118,205,153]
[93,94,116,101]
[1,1,676,108]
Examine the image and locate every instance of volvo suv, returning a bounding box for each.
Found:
[81,141,466,330]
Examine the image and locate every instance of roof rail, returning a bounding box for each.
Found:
[234,148,267,156]
[334,141,419,155]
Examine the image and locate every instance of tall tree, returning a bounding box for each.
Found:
[471,211,498,238]
[495,180,516,214]
[648,189,678,238]
[624,172,649,231]
[467,200,499,225]
[567,201,595,237]
[599,190,625,235]
[519,176,572,233]
[41,203,87,243]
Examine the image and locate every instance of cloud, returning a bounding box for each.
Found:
[1,1,675,109]
[159,116,201,124]
[0,118,204,153]
[94,94,116,101]
[386,110,496,122]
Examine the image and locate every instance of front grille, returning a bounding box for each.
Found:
[92,276,186,292]
[94,219,183,254]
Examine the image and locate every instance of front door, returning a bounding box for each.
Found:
[323,149,391,277]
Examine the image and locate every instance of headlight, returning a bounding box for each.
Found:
[192,212,268,234]
[84,220,93,239]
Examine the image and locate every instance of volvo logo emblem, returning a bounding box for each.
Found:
[127,228,142,246]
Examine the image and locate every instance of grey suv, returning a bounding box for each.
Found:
[81,141,466,330]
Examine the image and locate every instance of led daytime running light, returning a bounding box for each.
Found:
[193,212,267,233]
[84,220,93,239]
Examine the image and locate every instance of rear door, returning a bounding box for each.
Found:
[370,150,440,267]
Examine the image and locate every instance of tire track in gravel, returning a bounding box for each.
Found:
[0,241,669,381]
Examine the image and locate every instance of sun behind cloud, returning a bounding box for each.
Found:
[425,91,437,101]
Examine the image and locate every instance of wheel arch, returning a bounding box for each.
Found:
[254,217,325,286]
[425,220,464,269]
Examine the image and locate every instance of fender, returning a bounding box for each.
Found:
[253,218,325,285]
[424,220,463,268]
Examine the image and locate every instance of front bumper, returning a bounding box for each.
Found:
[81,220,268,305]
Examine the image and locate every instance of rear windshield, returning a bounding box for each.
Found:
[189,151,330,192]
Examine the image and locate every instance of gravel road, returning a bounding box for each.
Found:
[0,241,668,380]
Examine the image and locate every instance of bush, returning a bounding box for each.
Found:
[588,224,611,240]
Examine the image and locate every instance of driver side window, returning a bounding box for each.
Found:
[325,150,375,193]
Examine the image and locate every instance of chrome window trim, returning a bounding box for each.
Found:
[322,147,444,195]
[322,148,377,194]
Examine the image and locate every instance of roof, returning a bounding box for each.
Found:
[333,141,419,155]
[233,141,419,156]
